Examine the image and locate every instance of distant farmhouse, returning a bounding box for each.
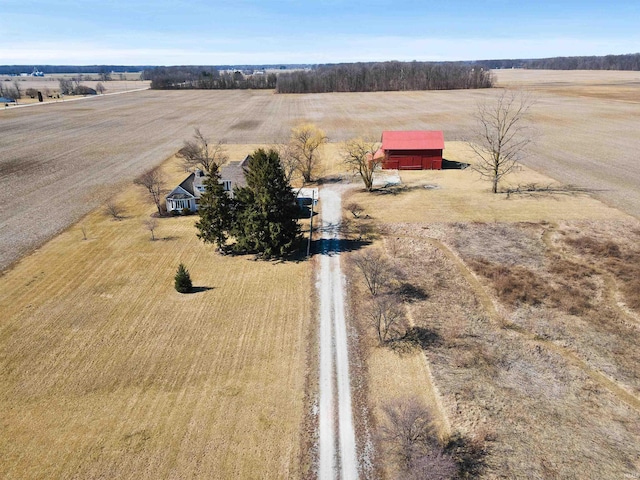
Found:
[165,155,318,214]
[376,130,444,170]
[166,156,249,213]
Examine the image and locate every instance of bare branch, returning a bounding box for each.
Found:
[133,168,166,215]
[341,137,382,191]
[104,200,124,220]
[367,294,405,344]
[469,91,534,193]
[353,248,390,296]
[177,128,228,172]
[143,217,158,241]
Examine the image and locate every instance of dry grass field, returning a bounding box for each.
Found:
[2,69,640,271]
[0,154,312,479]
[343,150,640,478]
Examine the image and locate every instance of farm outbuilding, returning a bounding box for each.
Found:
[377,130,444,170]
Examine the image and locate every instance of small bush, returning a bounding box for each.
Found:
[565,236,621,258]
[181,207,192,216]
[174,263,193,293]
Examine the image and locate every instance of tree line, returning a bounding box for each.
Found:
[143,66,277,90]
[144,62,492,92]
[473,53,640,71]
[275,61,493,93]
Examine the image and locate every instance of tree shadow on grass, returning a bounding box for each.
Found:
[371,184,423,196]
[395,282,430,303]
[308,238,372,257]
[388,326,442,353]
[189,286,214,294]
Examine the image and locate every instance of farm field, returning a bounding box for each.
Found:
[0,153,312,479]
[1,72,150,103]
[2,69,640,271]
[343,150,640,478]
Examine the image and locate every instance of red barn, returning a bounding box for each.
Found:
[377,130,444,170]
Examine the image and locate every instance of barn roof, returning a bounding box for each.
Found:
[381,130,444,151]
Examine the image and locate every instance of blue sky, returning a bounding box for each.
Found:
[1,0,639,65]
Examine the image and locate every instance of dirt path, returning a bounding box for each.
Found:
[317,185,358,479]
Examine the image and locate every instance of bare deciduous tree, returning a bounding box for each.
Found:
[353,248,390,296]
[345,202,364,218]
[470,91,534,193]
[95,82,106,94]
[367,294,405,344]
[380,397,456,479]
[104,200,124,220]
[58,78,73,95]
[12,81,22,100]
[133,168,166,215]
[177,128,228,172]
[143,218,158,241]
[342,137,382,191]
[272,142,298,183]
[289,123,327,183]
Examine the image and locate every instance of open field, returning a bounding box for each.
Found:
[494,68,640,102]
[0,154,311,479]
[2,73,149,95]
[343,157,640,478]
[2,69,640,271]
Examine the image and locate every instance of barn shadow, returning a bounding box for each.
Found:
[442,158,470,170]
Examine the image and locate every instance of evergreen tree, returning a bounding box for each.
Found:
[174,263,193,293]
[232,148,301,258]
[195,163,233,251]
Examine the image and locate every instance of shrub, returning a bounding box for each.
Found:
[174,263,193,293]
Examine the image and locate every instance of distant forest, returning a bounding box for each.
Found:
[275,62,492,93]
[143,66,277,90]
[474,53,640,71]
[143,62,493,93]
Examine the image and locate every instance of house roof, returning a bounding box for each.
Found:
[219,155,250,190]
[381,130,444,151]
[166,183,196,200]
[166,157,250,203]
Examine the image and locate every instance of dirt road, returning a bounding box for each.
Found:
[317,185,358,479]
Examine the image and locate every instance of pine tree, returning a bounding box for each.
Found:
[232,148,301,258]
[174,263,193,293]
[195,163,233,251]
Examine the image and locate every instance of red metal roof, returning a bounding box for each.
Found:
[381,130,444,151]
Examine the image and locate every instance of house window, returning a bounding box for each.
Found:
[222,180,232,191]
